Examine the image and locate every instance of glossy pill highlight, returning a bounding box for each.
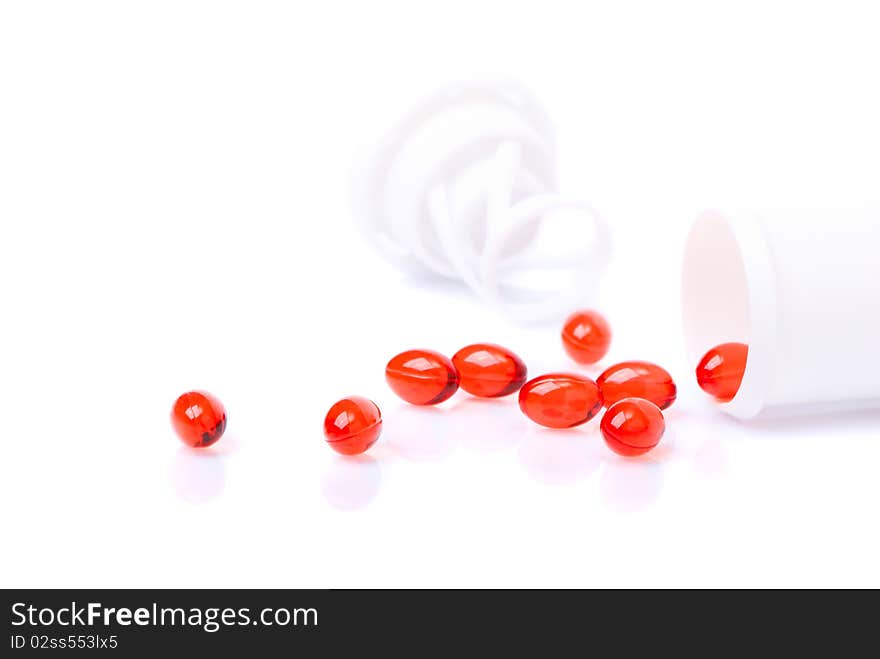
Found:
[323,396,383,455]
[386,349,459,405]
[452,343,528,398]
[601,398,665,457]
[696,342,748,403]
[518,373,603,428]
[561,309,612,364]
[597,361,677,410]
[171,391,227,448]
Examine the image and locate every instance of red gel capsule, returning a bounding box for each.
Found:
[386,349,459,405]
[452,343,528,398]
[518,373,603,429]
[324,396,382,456]
[561,309,612,364]
[696,342,749,403]
[601,398,665,457]
[597,361,677,410]
[171,391,227,448]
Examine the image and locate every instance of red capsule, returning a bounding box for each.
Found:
[386,349,459,405]
[452,343,528,398]
[601,398,665,457]
[561,309,612,364]
[597,361,677,410]
[323,396,382,456]
[518,373,603,429]
[696,342,748,403]
[171,391,227,448]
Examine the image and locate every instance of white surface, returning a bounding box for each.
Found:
[2,0,880,588]
[684,208,880,419]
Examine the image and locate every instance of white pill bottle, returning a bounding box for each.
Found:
[352,81,611,323]
[682,209,880,419]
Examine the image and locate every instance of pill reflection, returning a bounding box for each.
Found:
[321,455,381,511]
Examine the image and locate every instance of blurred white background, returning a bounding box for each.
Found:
[2,0,879,588]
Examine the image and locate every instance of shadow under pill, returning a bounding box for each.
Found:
[599,457,665,512]
[446,396,528,453]
[321,455,382,511]
[518,426,601,485]
[204,433,243,456]
[170,446,227,503]
[728,406,880,438]
[382,404,458,462]
[693,437,729,479]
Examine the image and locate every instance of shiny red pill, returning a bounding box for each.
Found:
[696,342,749,403]
[385,349,459,405]
[452,343,528,398]
[171,391,227,448]
[597,361,677,410]
[518,373,603,429]
[601,398,665,457]
[561,309,612,364]
[323,396,382,456]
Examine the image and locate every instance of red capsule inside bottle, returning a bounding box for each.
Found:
[323,396,382,456]
[561,309,612,364]
[518,373,603,429]
[597,361,677,410]
[452,343,528,398]
[601,398,665,457]
[386,349,459,405]
[696,342,748,403]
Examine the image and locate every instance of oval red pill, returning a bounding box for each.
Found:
[597,361,677,410]
[696,342,748,403]
[171,391,227,448]
[323,396,383,456]
[452,343,528,398]
[561,309,612,364]
[601,398,665,457]
[386,349,459,405]
[519,373,603,428]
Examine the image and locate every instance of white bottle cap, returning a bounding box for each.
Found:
[352,80,612,323]
[682,208,880,419]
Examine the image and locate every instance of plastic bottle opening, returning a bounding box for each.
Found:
[682,210,777,419]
